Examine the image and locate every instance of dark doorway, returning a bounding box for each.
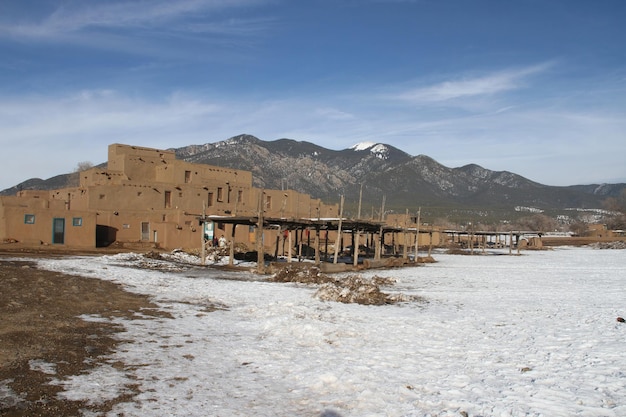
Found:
[52,218,65,244]
[96,225,118,247]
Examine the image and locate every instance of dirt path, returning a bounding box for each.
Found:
[0,256,168,416]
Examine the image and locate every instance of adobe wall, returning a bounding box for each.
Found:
[0,196,96,247]
[107,144,176,182]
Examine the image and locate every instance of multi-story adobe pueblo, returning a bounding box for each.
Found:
[0,144,448,263]
[1,143,441,263]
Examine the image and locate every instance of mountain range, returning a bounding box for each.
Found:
[3,134,624,223]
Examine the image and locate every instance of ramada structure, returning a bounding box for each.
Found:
[0,144,440,268]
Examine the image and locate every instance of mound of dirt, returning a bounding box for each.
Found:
[269,265,422,306]
[314,275,390,305]
[314,275,421,305]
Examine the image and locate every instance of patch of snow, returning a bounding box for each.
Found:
[30,248,626,416]
[350,141,376,151]
[515,206,544,213]
[28,359,57,375]
[0,379,25,410]
[50,363,135,406]
[370,144,389,160]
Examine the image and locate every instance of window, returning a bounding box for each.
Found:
[164,191,171,208]
[207,192,214,207]
[237,190,243,203]
[72,217,83,226]
[184,170,191,183]
[24,214,35,224]
[266,195,272,209]
[217,187,223,202]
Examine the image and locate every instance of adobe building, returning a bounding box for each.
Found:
[0,144,338,251]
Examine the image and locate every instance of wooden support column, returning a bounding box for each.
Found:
[323,230,329,262]
[354,184,363,267]
[414,207,421,262]
[287,230,292,263]
[256,190,265,274]
[314,226,320,266]
[229,223,236,266]
[375,195,385,261]
[333,195,344,264]
[403,208,408,261]
[351,229,357,266]
[201,202,206,266]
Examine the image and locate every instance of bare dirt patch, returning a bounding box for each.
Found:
[0,257,168,416]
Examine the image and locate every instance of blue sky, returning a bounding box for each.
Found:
[1,0,625,191]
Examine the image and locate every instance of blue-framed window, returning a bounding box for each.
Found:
[24,214,35,224]
[72,217,83,226]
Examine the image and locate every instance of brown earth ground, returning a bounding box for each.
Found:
[0,248,170,417]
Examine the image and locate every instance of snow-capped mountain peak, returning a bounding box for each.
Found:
[350,142,389,159]
[350,141,376,151]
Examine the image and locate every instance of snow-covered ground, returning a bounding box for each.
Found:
[23,248,626,416]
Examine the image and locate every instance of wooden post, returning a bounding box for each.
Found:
[201,202,206,266]
[256,190,265,274]
[402,209,408,261]
[324,230,329,262]
[414,207,421,262]
[333,195,344,264]
[375,195,385,261]
[314,226,320,266]
[354,184,362,267]
[287,230,292,263]
[315,204,321,265]
[229,224,236,266]
[351,229,357,266]
[509,231,513,255]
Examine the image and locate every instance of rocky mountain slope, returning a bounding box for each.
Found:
[3,134,624,222]
[173,135,624,218]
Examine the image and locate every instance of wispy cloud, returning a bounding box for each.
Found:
[392,63,553,103]
[0,0,271,41]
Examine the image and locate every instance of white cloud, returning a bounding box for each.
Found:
[0,0,271,42]
[392,63,553,103]
[314,107,355,121]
